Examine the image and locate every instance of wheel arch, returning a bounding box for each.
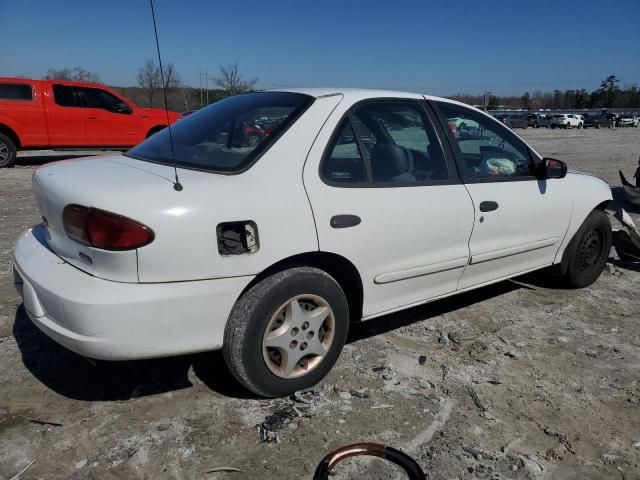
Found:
[239,251,364,324]
[0,123,21,148]
[146,125,167,138]
[556,201,612,275]
[552,171,613,273]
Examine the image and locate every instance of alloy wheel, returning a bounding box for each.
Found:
[262,294,335,379]
[0,141,8,162]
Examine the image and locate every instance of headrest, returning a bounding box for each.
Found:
[370,143,409,182]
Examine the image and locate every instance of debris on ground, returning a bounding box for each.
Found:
[18,414,63,427]
[293,386,326,407]
[613,208,640,261]
[258,404,300,443]
[205,466,242,473]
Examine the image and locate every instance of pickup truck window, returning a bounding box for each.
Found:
[53,85,77,107]
[0,83,33,101]
[79,87,131,114]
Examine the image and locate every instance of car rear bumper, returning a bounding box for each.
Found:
[13,225,253,360]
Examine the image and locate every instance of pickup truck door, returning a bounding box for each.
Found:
[47,84,86,146]
[78,87,138,146]
[432,101,572,289]
[303,98,474,318]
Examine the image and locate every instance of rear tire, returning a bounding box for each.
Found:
[246,133,261,148]
[0,133,17,168]
[223,267,349,397]
[559,210,612,288]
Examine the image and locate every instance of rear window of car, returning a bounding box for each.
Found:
[127,92,313,173]
[0,83,33,101]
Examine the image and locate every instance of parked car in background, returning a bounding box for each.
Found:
[581,113,607,129]
[528,113,549,128]
[618,113,639,127]
[496,114,528,128]
[550,114,583,129]
[13,89,613,397]
[0,77,181,167]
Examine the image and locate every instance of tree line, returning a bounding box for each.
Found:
[450,76,640,111]
[41,67,639,112]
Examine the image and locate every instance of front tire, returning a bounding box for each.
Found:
[223,267,349,397]
[560,210,612,288]
[0,133,17,168]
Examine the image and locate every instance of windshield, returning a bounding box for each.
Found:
[127,92,313,173]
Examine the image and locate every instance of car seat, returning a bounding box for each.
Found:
[370,143,416,183]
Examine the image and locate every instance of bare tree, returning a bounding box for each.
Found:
[161,62,181,92]
[215,63,257,95]
[136,59,160,107]
[136,59,181,107]
[45,66,101,83]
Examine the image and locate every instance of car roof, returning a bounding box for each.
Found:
[269,87,451,103]
[0,76,108,89]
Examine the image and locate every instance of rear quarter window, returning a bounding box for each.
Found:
[0,83,33,101]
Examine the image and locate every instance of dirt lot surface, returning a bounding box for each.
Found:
[1,129,639,480]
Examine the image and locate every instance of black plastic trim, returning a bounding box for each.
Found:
[479,201,499,212]
[330,214,361,229]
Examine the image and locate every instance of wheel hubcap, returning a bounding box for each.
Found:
[262,294,335,379]
[0,141,8,161]
[578,229,603,272]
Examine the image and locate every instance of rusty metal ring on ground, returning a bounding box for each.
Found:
[313,443,426,480]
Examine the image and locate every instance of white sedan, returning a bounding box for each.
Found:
[13,89,612,397]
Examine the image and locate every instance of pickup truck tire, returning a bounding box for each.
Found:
[223,267,349,397]
[0,133,17,168]
[560,210,612,288]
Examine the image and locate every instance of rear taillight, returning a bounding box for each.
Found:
[62,205,154,250]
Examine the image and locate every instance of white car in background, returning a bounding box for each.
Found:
[13,89,612,397]
[618,114,639,127]
[550,113,584,129]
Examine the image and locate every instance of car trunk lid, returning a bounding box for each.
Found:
[33,155,177,282]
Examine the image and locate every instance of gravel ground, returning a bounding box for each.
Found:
[1,128,639,480]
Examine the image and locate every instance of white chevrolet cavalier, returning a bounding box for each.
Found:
[13,89,612,397]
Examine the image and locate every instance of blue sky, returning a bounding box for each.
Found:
[1,0,639,95]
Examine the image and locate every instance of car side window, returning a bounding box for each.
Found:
[436,102,534,180]
[0,83,33,101]
[52,85,77,107]
[322,101,450,186]
[323,120,368,184]
[356,102,449,183]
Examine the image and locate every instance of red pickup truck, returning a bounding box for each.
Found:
[0,77,180,167]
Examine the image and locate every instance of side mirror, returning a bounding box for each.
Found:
[113,102,132,114]
[539,157,567,179]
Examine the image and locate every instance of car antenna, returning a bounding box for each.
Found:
[149,0,182,191]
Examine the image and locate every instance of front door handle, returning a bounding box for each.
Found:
[479,201,499,212]
[87,116,97,120]
[330,215,361,229]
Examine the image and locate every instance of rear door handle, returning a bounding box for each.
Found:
[479,201,499,212]
[87,116,97,120]
[330,215,361,229]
